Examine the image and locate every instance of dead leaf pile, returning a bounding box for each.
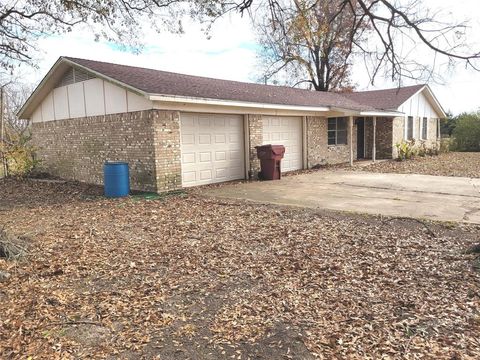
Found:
[0,178,479,359]
[359,152,480,178]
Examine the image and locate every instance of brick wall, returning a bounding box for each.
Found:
[31,109,183,192]
[151,110,182,191]
[306,116,357,167]
[364,117,395,159]
[247,114,263,179]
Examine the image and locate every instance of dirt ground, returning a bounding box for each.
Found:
[1,178,480,359]
[359,152,480,178]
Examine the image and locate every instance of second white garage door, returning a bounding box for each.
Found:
[263,116,303,172]
[180,113,245,187]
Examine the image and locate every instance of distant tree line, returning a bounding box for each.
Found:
[442,111,480,152]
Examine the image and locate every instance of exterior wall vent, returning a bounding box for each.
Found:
[56,67,95,88]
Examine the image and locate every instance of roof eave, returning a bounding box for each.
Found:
[359,110,404,117]
[149,94,331,112]
[397,84,447,119]
[17,57,66,119]
[330,107,403,117]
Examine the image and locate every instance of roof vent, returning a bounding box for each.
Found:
[56,67,95,88]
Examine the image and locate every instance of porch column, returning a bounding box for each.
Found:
[349,116,354,166]
[372,116,377,163]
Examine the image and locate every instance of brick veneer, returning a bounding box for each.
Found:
[31,109,182,192]
[364,117,395,159]
[151,110,182,191]
[247,114,263,179]
[306,116,358,167]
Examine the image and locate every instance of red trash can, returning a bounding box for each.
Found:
[255,144,285,180]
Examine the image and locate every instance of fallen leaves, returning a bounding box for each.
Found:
[0,177,479,359]
[359,152,480,178]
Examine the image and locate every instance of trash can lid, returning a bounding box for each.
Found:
[104,161,128,165]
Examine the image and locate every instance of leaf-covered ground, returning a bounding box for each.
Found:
[360,152,480,178]
[1,178,480,359]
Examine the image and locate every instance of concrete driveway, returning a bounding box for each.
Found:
[203,171,480,224]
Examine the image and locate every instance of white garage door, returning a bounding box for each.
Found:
[263,116,303,172]
[180,113,245,187]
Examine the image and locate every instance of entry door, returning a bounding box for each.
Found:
[262,116,303,172]
[357,118,365,159]
[180,113,245,187]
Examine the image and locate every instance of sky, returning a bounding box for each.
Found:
[21,1,480,115]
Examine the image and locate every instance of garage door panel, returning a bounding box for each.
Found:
[182,152,196,164]
[181,133,195,145]
[199,152,211,162]
[181,113,245,187]
[263,116,303,172]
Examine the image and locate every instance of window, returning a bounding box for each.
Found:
[328,117,348,145]
[406,116,414,140]
[422,117,428,140]
[436,119,441,139]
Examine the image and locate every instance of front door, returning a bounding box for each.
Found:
[357,118,365,159]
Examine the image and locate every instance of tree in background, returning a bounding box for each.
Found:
[252,0,480,90]
[0,0,478,87]
[256,0,370,91]
[440,111,457,137]
[0,83,35,176]
[451,112,480,152]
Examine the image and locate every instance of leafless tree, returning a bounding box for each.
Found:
[255,0,371,91]
[249,0,479,88]
[0,0,478,88]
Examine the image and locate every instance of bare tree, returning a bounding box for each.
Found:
[255,0,371,91]
[0,0,478,88]
[249,0,480,87]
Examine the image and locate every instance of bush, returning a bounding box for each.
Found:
[395,140,417,161]
[1,132,40,177]
[451,112,480,152]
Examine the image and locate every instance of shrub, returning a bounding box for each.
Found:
[451,112,480,152]
[439,138,450,153]
[1,132,40,177]
[395,140,417,161]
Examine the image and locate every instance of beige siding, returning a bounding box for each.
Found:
[128,91,152,112]
[104,81,127,114]
[53,87,69,120]
[68,82,86,118]
[30,76,153,123]
[84,78,105,117]
[41,92,55,121]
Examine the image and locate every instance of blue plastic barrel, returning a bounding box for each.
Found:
[103,161,130,198]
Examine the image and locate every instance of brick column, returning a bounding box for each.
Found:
[247,114,263,179]
[151,110,182,192]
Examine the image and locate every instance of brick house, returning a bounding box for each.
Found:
[18,57,446,192]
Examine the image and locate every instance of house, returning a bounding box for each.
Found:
[18,57,446,192]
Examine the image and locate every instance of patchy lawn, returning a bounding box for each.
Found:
[1,179,480,359]
[360,152,480,178]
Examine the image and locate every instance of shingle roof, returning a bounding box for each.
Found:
[64,57,377,112]
[341,84,425,110]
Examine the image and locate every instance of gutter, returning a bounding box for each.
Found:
[330,107,403,117]
[149,94,331,112]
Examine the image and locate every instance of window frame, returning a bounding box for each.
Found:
[406,116,414,140]
[421,117,428,140]
[327,117,348,146]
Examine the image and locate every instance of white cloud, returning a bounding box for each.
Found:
[20,2,480,115]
